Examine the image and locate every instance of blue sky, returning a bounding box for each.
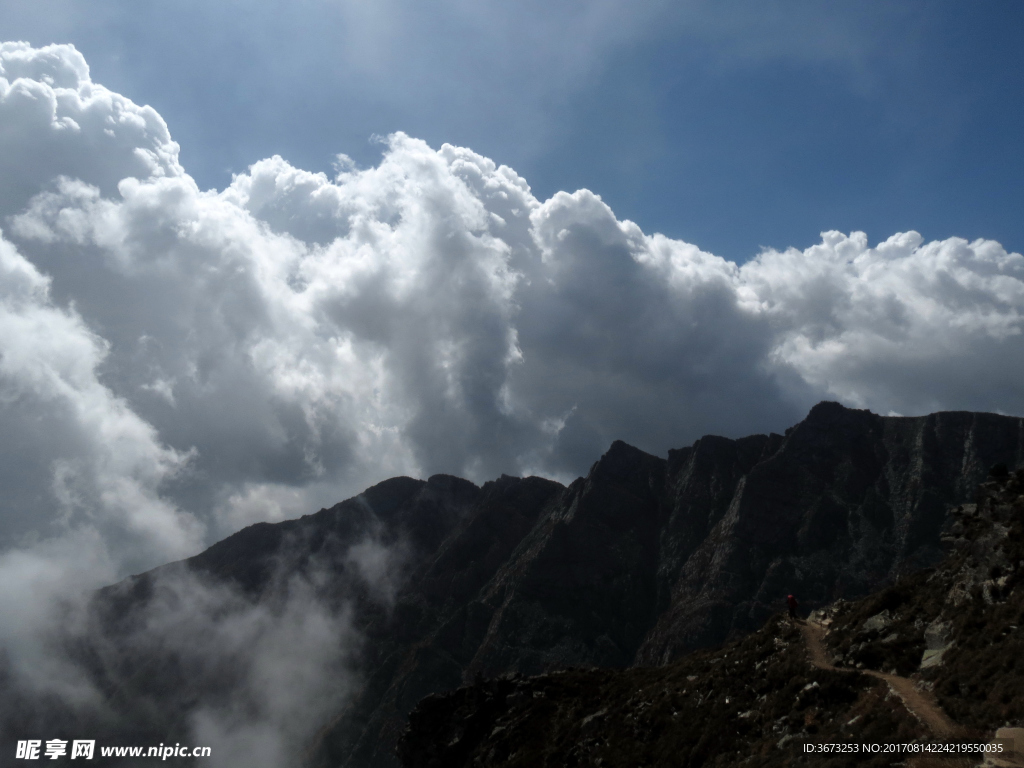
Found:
[4,1,1021,262]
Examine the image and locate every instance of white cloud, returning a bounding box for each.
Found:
[0,38,1021,602]
[0,227,203,733]
[742,230,1024,414]
[0,42,182,220]
[77,563,361,768]
[0,231,200,563]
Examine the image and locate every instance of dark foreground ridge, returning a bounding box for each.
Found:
[397,466,1024,767]
[3,402,1024,767]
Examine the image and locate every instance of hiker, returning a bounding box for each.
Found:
[787,594,799,619]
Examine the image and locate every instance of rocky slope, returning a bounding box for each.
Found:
[817,462,1024,731]
[396,464,1024,767]
[397,617,927,768]
[7,402,1023,767]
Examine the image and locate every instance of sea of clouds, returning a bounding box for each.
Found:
[1,40,1023,764]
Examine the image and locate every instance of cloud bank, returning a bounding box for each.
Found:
[2,40,1023,563]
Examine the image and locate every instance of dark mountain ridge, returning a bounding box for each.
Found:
[5,402,1024,767]
[396,456,1024,767]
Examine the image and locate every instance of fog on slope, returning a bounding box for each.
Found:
[0,525,399,768]
[1,40,1023,762]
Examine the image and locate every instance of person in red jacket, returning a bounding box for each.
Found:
[787,594,799,619]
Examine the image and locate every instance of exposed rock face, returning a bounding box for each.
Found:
[638,402,1024,663]
[330,403,1024,766]
[25,402,1024,767]
[101,473,481,610]
[3,474,489,763]
[318,473,567,767]
[819,463,1024,728]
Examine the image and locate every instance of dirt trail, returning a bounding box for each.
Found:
[799,619,962,740]
[799,621,1024,767]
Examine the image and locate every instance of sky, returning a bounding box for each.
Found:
[0,0,1018,564]
[0,5,1022,763]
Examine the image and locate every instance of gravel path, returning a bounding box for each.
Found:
[799,619,1024,767]
[798,619,961,739]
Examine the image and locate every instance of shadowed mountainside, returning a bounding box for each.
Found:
[396,460,1024,768]
[8,402,1023,767]
[323,402,1024,766]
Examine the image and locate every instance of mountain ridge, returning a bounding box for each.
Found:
[124,403,1024,767]
[6,402,1024,768]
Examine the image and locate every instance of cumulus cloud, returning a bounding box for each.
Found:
[0,219,200,579]
[742,230,1024,416]
[0,42,181,221]
[1,37,1023,759]
[1,41,1023,562]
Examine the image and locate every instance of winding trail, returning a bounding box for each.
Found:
[799,619,961,739]
[798,619,1024,767]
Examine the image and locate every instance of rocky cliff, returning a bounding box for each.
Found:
[638,401,1024,663]
[13,402,1023,767]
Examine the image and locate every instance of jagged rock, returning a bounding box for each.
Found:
[332,404,1024,764]
[637,402,1024,664]
[921,618,953,668]
[861,611,894,635]
[396,614,925,768]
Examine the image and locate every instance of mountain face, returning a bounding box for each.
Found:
[396,459,1024,768]
[637,401,1024,663]
[10,402,1024,767]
